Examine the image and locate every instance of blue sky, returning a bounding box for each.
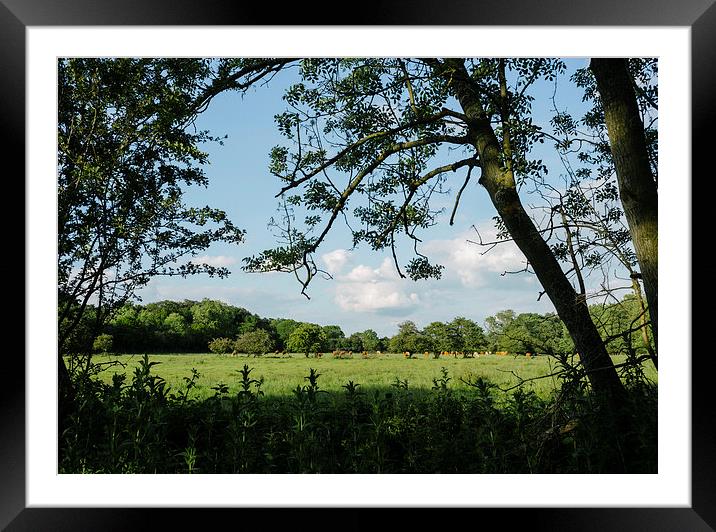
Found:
[137,58,605,337]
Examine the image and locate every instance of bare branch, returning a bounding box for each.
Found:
[449,166,474,226]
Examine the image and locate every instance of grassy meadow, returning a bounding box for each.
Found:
[87,352,658,400]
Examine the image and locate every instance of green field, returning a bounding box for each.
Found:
[87,352,658,400]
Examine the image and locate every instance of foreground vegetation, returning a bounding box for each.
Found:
[60,353,657,474]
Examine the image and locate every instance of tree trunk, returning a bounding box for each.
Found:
[439,59,626,401]
[632,275,657,369]
[590,58,658,353]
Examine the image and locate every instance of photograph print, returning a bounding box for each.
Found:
[57,56,658,475]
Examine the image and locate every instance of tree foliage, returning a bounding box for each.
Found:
[208,337,235,354]
[388,321,432,353]
[271,318,302,350]
[357,329,381,351]
[92,333,113,354]
[286,323,327,356]
[56,57,294,419]
[233,329,276,356]
[321,324,346,351]
[58,58,249,354]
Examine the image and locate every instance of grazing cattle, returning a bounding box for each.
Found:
[333,350,354,359]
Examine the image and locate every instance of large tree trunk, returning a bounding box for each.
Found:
[439,59,626,401]
[590,58,658,353]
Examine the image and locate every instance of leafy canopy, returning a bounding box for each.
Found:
[243,58,567,296]
[58,57,291,353]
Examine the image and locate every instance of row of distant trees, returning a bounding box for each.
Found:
[398,294,651,358]
[70,296,652,358]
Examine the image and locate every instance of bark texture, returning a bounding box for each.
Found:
[590,58,658,353]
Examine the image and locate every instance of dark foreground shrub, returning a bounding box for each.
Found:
[59,358,657,474]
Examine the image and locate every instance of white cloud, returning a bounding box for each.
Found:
[332,257,419,313]
[321,249,351,274]
[327,227,528,315]
[191,255,238,268]
[335,282,419,313]
[376,257,401,279]
[341,258,400,283]
[343,264,375,283]
[422,227,526,288]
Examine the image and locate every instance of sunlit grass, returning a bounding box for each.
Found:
[88,352,657,400]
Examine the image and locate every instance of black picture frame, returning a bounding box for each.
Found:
[4,1,710,530]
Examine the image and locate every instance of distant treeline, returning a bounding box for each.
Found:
[62,294,653,358]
